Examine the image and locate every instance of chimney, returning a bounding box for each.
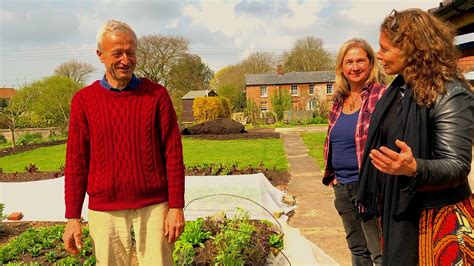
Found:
[277,64,284,76]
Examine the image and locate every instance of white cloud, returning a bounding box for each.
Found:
[0,0,445,88]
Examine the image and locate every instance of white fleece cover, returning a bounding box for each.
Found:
[0,173,337,265]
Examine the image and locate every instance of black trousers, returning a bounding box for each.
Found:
[334,182,383,266]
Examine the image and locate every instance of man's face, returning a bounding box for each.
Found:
[97,32,137,86]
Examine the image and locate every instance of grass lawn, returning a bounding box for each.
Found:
[0,138,287,173]
[183,138,287,170]
[0,144,67,173]
[301,132,327,170]
[0,142,11,149]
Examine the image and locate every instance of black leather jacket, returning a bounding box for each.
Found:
[414,80,473,209]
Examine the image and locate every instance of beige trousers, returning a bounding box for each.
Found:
[88,202,173,266]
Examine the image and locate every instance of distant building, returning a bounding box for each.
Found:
[181,90,218,123]
[245,65,335,112]
[431,0,474,87]
[0,88,16,105]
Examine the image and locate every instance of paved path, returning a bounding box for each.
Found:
[276,127,351,266]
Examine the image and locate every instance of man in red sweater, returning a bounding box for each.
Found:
[62,20,185,265]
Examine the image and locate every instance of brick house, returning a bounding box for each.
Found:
[431,0,474,87]
[181,90,218,123]
[245,67,335,112]
[0,88,16,106]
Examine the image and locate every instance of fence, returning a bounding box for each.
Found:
[284,110,313,123]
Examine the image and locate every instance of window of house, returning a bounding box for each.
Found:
[291,85,298,95]
[292,101,298,110]
[307,98,317,110]
[326,83,333,94]
[260,86,267,97]
[309,84,315,95]
[261,101,268,112]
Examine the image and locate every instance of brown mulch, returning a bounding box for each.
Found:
[0,140,67,158]
[182,131,280,140]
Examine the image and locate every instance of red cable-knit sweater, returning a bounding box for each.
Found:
[65,78,185,218]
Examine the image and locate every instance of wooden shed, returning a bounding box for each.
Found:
[181,90,218,123]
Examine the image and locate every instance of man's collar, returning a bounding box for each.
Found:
[99,74,141,92]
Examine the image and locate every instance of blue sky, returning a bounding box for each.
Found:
[0,0,456,88]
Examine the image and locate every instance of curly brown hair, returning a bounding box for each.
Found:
[380,8,468,107]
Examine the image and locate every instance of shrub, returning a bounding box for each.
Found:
[270,89,292,121]
[193,96,232,123]
[0,203,5,233]
[0,135,6,144]
[17,132,43,146]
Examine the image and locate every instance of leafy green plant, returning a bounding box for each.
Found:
[17,132,43,146]
[0,224,94,264]
[0,135,7,144]
[269,233,284,250]
[173,218,211,265]
[0,203,5,233]
[45,251,58,262]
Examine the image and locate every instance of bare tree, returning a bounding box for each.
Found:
[240,52,277,74]
[0,86,39,148]
[135,34,189,87]
[167,54,213,98]
[54,59,96,85]
[210,52,276,111]
[282,36,334,72]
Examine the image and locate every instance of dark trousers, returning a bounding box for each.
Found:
[334,182,382,266]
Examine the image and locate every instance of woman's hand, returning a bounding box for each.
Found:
[369,139,417,176]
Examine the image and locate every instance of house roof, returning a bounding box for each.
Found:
[0,88,16,99]
[430,0,474,35]
[181,90,217,100]
[245,71,335,86]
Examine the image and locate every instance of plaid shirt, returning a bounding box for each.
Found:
[322,82,387,185]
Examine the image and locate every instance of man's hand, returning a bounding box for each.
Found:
[369,139,417,176]
[164,208,185,243]
[62,218,83,254]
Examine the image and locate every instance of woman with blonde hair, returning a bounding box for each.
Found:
[322,38,386,265]
[357,8,473,265]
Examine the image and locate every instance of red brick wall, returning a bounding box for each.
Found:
[459,56,474,72]
[246,83,333,111]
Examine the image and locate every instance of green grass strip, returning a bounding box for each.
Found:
[0,138,288,173]
[301,132,327,170]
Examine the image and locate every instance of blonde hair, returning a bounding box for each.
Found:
[381,8,468,107]
[96,20,137,51]
[334,38,386,98]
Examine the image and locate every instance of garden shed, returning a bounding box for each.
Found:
[181,90,218,123]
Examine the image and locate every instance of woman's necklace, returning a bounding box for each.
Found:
[349,93,360,111]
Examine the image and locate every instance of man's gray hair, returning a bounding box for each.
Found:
[96,20,137,51]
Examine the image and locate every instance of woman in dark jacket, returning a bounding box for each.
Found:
[357,8,473,265]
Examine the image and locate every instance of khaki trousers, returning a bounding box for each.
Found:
[88,202,173,266]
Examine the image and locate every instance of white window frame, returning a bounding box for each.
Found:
[260,86,267,97]
[309,84,315,95]
[326,83,333,94]
[291,85,298,96]
[260,101,268,112]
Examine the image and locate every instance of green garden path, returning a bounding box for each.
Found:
[276,126,351,266]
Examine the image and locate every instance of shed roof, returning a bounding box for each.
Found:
[245,71,335,86]
[181,90,217,100]
[0,88,16,99]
